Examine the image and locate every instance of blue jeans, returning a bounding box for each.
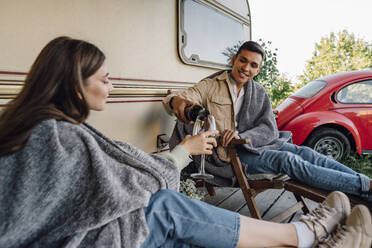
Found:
[237,143,371,201]
[141,190,240,248]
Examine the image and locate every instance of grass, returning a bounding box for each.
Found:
[341,153,372,178]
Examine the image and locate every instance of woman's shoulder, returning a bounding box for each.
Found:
[32,119,82,136]
[30,119,88,148]
[1,119,87,165]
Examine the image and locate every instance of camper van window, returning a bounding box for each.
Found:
[178,0,251,69]
[214,0,250,18]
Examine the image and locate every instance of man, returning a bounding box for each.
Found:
[163,40,372,246]
[163,40,372,201]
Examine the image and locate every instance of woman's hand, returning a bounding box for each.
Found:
[180,130,219,155]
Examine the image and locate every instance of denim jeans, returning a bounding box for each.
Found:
[237,143,371,201]
[141,189,240,248]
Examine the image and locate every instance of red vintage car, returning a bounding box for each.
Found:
[274,70,372,160]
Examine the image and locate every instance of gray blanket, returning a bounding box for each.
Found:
[236,77,291,154]
[0,119,180,248]
[169,72,292,186]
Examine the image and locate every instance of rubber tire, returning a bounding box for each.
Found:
[304,127,351,161]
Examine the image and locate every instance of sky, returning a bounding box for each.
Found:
[248,0,372,82]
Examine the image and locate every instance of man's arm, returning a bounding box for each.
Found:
[170,96,195,123]
[162,79,211,123]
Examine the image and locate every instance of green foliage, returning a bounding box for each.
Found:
[341,154,372,178]
[298,30,372,88]
[222,39,294,108]
[269,76,293,108]
[254,39,280,90]
[179,168,206,200]
[179,179,206,200]
[222,41,243,65]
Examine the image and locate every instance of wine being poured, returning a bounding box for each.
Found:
[187,105,215,180]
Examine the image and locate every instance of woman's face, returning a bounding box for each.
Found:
[83,63,113,111]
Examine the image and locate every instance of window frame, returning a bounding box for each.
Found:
[336,80,372,104]
[177,0,251,69]
[293,80,328,99]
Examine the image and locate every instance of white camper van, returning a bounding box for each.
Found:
[0,0,251,152]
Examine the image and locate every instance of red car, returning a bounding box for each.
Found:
[274,70,372,160]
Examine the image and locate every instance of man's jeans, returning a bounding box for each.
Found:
[237,143,371,200]
[141,190,240,248]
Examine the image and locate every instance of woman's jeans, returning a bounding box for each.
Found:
[141,189,240,248]
[237,143,371,200]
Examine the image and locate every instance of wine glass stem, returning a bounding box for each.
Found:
[200,154,205,174]
[192,118,210,176]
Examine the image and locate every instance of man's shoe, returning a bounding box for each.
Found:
[318,205,372,248]
[300,191,350,242]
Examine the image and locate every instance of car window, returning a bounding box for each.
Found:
[293,80,327,98]
[337,80,372,104]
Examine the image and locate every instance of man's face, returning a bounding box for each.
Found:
[230,50,262,85]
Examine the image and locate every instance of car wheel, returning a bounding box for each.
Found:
[304,128,351,161]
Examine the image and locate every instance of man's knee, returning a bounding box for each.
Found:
[274,151,304,169]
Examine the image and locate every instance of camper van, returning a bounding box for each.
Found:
[0,0,251,152]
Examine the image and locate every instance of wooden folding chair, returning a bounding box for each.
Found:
[222,138,372,222]
[222,138,308,221]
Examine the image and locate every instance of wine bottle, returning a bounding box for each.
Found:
[184,104,209,122]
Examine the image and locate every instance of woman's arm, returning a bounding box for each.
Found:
[158,130,218,171]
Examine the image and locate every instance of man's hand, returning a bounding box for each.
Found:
[171,96,194,124]
[220,129,240,147]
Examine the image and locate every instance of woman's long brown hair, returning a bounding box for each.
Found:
[0,36,105,155]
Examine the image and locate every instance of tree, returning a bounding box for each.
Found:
[269,76,293,108]
[298,30,372,87]
[222,39,293,108]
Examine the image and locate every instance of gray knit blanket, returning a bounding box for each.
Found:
[0,119,180,248]
[235,77,291,154]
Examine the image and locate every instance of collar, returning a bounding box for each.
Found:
[216,70,230,81]
[216,71,235,100]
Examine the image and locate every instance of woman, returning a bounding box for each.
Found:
[0,37,370,248]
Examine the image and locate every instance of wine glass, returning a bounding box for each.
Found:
[191,115,215,180]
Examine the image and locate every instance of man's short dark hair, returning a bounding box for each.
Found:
[236,41,265,61]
